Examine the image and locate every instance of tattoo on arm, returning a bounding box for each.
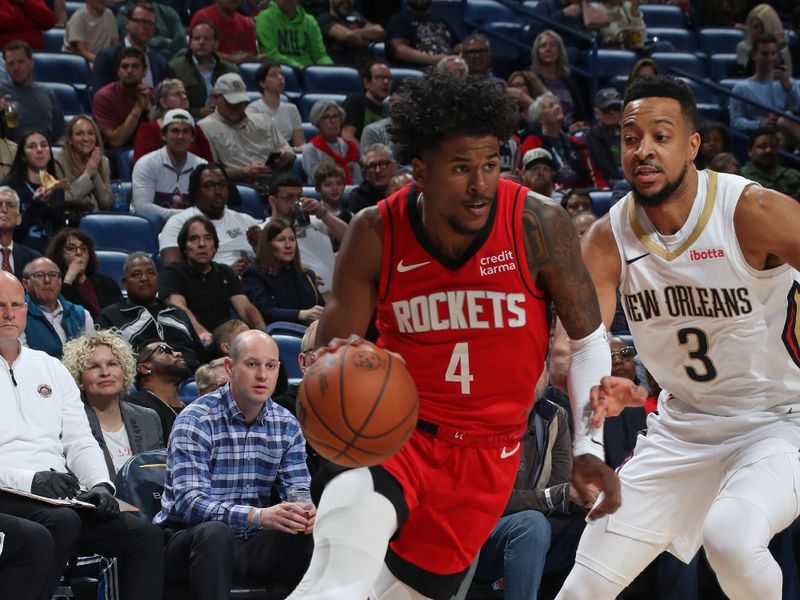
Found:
[522,195,602,339]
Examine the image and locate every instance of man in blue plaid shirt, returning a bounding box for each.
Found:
[154,329,315,600]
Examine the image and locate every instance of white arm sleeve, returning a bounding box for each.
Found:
[567,323,611,461]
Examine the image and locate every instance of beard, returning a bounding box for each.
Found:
[630,162,688,208]
[161,360,192,381]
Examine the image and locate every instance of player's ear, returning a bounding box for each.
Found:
[411,157,426,188]
[688,130,701,161]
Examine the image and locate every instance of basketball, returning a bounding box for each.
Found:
[297,342,419,468]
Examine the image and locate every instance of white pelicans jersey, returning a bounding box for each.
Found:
[609,169,800,417]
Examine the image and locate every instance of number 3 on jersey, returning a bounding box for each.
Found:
[446,342,474,394]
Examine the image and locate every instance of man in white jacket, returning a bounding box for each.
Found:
[0,271,164,600]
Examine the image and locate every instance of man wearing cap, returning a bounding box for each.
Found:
[587,87,624,187]
[521,148,557,199]
[198,72,295,188]
[132,108,208,223]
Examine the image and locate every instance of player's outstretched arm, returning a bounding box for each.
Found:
[734,185,800,272]
[315,207,383,350]
[522,195,620,518]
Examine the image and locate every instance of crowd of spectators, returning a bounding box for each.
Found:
[0,0,799,598]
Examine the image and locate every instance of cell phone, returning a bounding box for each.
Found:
[265,152,281,168]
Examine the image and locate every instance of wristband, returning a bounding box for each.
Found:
[254,508,262,528]
[544,487,554,511]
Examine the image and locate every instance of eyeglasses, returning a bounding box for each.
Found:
[125,268,157,280]
[610,346,636,360]
[64,243,87,253]
[25,271,61,281]
[128,17,156,26]
[364,159,392,172]
[277,193,302,203]
[138,343,175,363]
[319,113,341,121]
[201,180,228,190]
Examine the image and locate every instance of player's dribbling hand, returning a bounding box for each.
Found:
[571,454,620,519]
[589,375,647,428]
[314,335,406,367]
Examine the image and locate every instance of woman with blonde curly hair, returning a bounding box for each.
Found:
[62,330,163,478]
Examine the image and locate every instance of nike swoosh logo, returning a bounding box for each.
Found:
[397,260,431,273]
[500,442,521,459]
[626,253,650,265]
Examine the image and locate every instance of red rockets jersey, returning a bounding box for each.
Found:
[375,180,550,436]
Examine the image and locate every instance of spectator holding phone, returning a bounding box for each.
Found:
[730,34,800,151]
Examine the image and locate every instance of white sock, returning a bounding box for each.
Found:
[287,468,399,600]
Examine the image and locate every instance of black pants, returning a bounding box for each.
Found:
[163,520,314,600]
[0,494,164,600]
[0,513,54,600]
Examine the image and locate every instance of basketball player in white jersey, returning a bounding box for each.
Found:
[557,75,800,599]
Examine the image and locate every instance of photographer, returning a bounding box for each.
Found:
[264,174,347,297]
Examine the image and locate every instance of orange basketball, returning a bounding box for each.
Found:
[297,342,419,467]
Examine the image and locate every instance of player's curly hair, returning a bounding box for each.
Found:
[62,330,137,394]
[388,73,519,166]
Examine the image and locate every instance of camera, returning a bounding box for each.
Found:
[293,201,311,228]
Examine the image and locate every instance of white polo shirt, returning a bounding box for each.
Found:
[132,147,207,221]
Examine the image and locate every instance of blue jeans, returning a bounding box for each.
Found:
[475,510,551,600]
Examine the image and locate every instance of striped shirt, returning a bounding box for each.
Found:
[154,384,310,537]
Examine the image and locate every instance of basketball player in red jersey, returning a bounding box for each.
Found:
[286,74,621,600]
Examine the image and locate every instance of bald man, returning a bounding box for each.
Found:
[0,271,164,600]
[155,329,315,600]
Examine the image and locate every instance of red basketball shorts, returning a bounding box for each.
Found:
[381,426,523,576]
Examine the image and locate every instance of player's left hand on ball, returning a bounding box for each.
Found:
[571,454,620,520]
[315,336,406,365]
[589,376,647,428]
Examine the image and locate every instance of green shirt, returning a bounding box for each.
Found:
[255,3,332,68]
[741,162,800,200]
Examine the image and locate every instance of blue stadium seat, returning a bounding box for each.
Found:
[282,65,302,96]
[590,190,613,217]
[481,22,527,72]
[678,77,716,104]
[646,27,697,53]
[79,213,159,254]
[302,65,362,94]
[234,184,266,220]
[177,379,199,404]
[32,53,92,93]
[65,1,83,17]
[650,52,707,79]
[114,450,167,521]
[522,0,538,11]
[42,28,65,53]
[388,68,425,87]
[370,42,385,58]
[95,250,128,286]
[301,122,319,140]
[699,29,745,56]
[639,4,685,28]
[292,153,305,181]
[265,321,307,337]
[593,49,638,84]
[463,0,515,23]
[710,53,737,82]
[51,83,85,116]
[301,186,320,199]
[298,93,346,121]
[238,62,261,91]
[272,334,303,384]
[116,148,134,180]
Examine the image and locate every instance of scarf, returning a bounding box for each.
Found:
[309,134,360,184]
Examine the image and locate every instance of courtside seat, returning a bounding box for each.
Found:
[80,213,159,254]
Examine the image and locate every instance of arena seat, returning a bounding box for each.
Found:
[80,213,159,254]
[95,250,129,286]
[710,53,738,82]
[302,65,362,95]
[639,4,685,28]
[699,29,745,56]
[370,42,385,58]
[388,67,425,87]
[301,122,319,140]
[238,62,261,91]
[32,53,92,93]
[65,1,83,17]
[301,186,320,199]
[234,184,266,220]
[42,28,65,53]
[593,49,639,85]
[646,27,697,53]
[272,334,304,385]
[463,0,516,24]
[298,93,346,121]
[590,190,613,217]
[51,82,86,117]
[281,65,303,96]
[177,379,199,404]
[650,52,708,79]
[265,321,308,337]
[116,148,135,180]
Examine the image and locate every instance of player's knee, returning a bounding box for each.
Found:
[703,501,763,570]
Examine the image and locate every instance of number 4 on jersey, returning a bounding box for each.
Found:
[446,342,474,394]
